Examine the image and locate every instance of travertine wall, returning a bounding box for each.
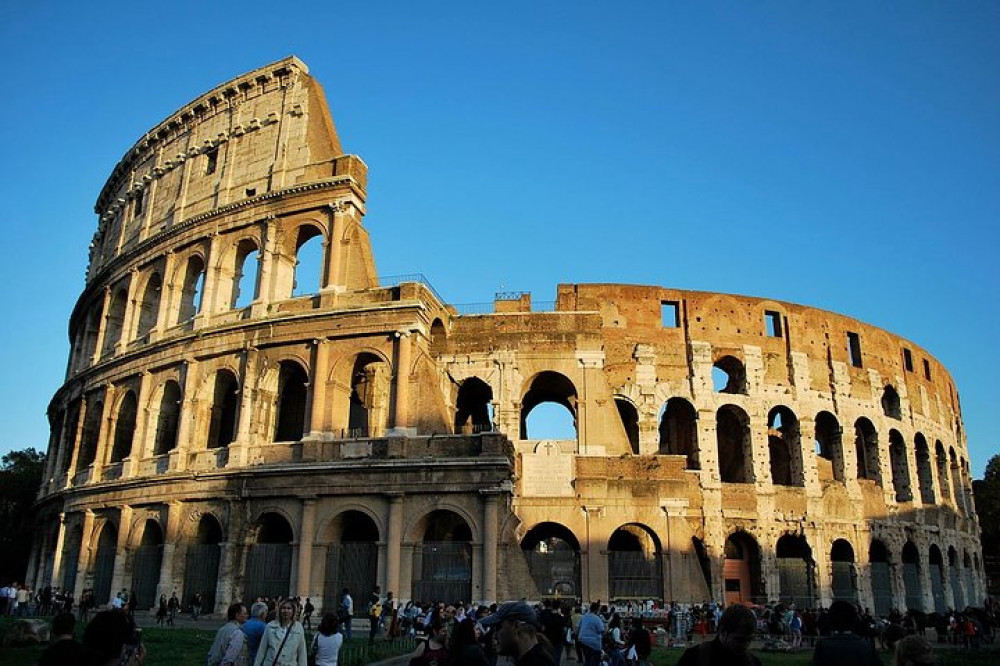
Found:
[30,57,984,614]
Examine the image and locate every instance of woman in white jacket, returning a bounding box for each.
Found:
[254,600,308,666]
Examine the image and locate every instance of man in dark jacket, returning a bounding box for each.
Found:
[677,604,762,666]
[811,600,881,666]
[628,617,652,666]
[481,601,555,666]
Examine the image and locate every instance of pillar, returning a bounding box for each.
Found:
[482,491,500,603]
[385,494,404,595]
[308,340,330,436]
[73,510,96,603]
[156,502,183,601]
[170,360,197,472]
[91,287,113,364]
[49,513,68,589]
[90,388,116,482]
[296,499,317,599]
[108,505,133,600]
[323,204,347,290]
[391,331,412,432]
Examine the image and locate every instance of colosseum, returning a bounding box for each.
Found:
[28,57,985,616]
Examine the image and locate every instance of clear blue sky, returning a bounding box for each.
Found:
[1,2,996,476]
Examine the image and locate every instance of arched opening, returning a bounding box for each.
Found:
[454,377,494,434]
[608,524,663,602]
[429,319,447,356]
[902,541,923,611]
[77,397,104,471]
[854,418,880,484]
[232,240,260,309]
[830,539,857,602]
[712,356,747,394]
[60,401,81,475]
[412,510,473,603]
[935,441,950,503]
[717,405,751,483]
[110,391,137,463]
[814,411,845,483]
[949,448,964,513]
[347,353,391,438]
[767,406,802,486]
[929,545,946,613]
[949,547,965,611]
[60,524,83,595]
[889,430,912,502]
[92,521,118,606]
[292,226,324,297]
[521,523,581,599]
[207,370,239,449]
[177,256,206,323]
[79,305,103,368]
[776,534,815,607]
[520,371,578,440]
[692,537,713,595]
[131,520,164,610]
[724,531,762,605]
[246,513,294,601]
[914,434,935,505]
[274,361,309,442]
[963,552,975,610]
[882,385,902,420]
[136,272,162,339]
[101,287,128,357]
[153,381,181,455]
[870,539,894,616]
[615,398,640,454]
[184,515,222,615]
[658,398,699,469]
[322,511,379,614]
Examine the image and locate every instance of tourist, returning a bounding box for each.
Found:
[254,599,308,666]
[302,597,315,631]
[448,617,488,666]
[894,633,934,666]
[627,617,651,666]
[368,591,382,645]
[576,602,605,666]
[481,601,554,666]
[311,612,345,666]
[208,602,250,666]
[156,594,168,625]
[168,591,180,625]
[191,591,203,621]
[339,588,354,640]
[676,604,761,666]
[38,611,86,666]
[810,600,880,666]
[540,599,569,666]
[244,601,269,663]
[606,613,627,666]
[82,609,145,666]
[409,619,450,666]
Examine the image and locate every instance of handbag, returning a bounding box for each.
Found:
[565,627,575,645]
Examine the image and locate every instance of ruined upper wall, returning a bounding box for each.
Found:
[87,56,361,281]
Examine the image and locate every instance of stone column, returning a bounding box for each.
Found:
[582,506,608,602]
[153,251,177,338]
[200,234,224,320]
[748,415,771,486]
[919,545,934,612]
[156,502,183,601]
[385,494,404,596]
[890,562,907,614]
[130,370,154,467]
[117,269,139,353]
[253,216,279,314]
[809,527,831,607]
[49,513,68,589]
[90,388,116,482]
[229,347,259,467]
[696,411,720,487]
[108,505,133,601]
[73,510,96,602]
[51,408,73,489]
[65,399,88,486]
[323,203,347,290]
[297,499,317,599]
[91,287,113,365]
[170,360,197,472]
[482,491,500,603]
[308,340,330,436]
[391,331,412,433]
[216,542,235,611]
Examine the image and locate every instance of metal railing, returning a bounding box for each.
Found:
[378,273,446,304]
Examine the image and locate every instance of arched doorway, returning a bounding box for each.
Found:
[520,371,578,441]
[274,361,309,441]
[869,540,893,616]
[521,523,581,599]
[902,541,923,611]
[615,398,640,454]
[658,398,699,469]
[184,515,222,614]
[724,532,761,605]
[608,524,663,602]
[455,378,494,434]
[717,405,751,483]
[929,545,946,613]
[830,539,857,602]
[322,511,379,613]
[92,521,118,606]
[963,552,974,610]
[131,520,163,610]
[768,406,802,486]
[854,418,880,484]
[347,353,391,438]
[412,510,472,603]
[948,547,964,611]
[60,524,83,595]
[246,513,293,600]
[776,534,815,607]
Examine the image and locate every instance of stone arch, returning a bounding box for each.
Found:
[901,540,923,611]
[274,359,309,442]
[830,539,857,601]
[914,433,934,505]
[410,509,474,603]
[949,447,963,513]
[229,237,262,309]
[717,404,752,483]
[658,397,699,469]
[110,390,138,463]
[712,355,747,394]
[183,512,223,613]
[135,270,163,339]
[291,223,325,297]
[429,318,447,356]
[59,522,83,594]
[869,539,894,616]
[724,530,762,605]
[152,380,182,456]
[929,544,946,612]
[246,511,294,600]
[77,301,103,370]
[131,519,164,609]
[321,509,380,614]
[77,394,105,471]
[101,284,129,357]
[607,523,663,602]
[520,371,578,440]
[882,385,902,420]
[854,417,881,484]
[767,406,802,486]
[176,254,206,323]
[935,440,950,501]
[341,352,392,438]
[948,546,965,610]
[520,522,582,599]
[92,519,118,606]
[776,533,815,606]
[814,411,845,483]
[614,396,640,454]
[205,369,240,449]
[455,377,494,434]
[889,429,912,502]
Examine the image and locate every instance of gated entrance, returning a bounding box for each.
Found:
[245,513,293,600]
[321,511,379,613]
[776,534,815,607]
[830,539,857,601]
[92,522,117,606]
[930,546,946,613]
[183,515,223,613]
[60,525,82,595]
[608,524,662,602]
[411,510,472,603]
[724,532,761,605]
[521,522,581,599]
[131,520,163,610]
[870,540,893,617]
[902,541,923,611]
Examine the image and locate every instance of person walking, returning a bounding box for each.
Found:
[339,588,354,640]
[254,599,308,666]
[208,602,250,666]
[576,602,605,666]
[311,612,345,666]
[676,604,761,666]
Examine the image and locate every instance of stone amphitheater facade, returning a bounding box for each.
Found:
[29,57,985,615]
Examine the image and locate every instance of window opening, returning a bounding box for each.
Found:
[134,190,144,217]
[847,332,862,367]
[206,147,218,175]
[923,359,931,381]
[661,301,679,328]
[903,348,913,372]
[764,311,782,338]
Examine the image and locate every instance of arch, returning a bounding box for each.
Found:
[153,380,182,455]
[814,411,845,483]
[949,448,963,513]
[901,541,923,611]
[608,523,663,602]
[232,238,261,309]
[455,377,494,434]
[520,371,578,440]
[935,441,950,502]
[136,271,162,339]
[429,318,447,356]
[292,225,324,297]
[101,286,129,357]
[246,512,294,600]
[184,514,222,612]
[615,397,640,454]
[176,255,206,323]
[854,417,881,484]
[776,533,815,607]
[948,546,965,610]
[963,551,975,610]
[881,385,902,420]
[658,397,699,469]
[110,391,138,463]
[712,355,747,394]
[724,531,762,605]
[928,544,946,613]
[717,405,752,483]
[869,539,894,616]
[767,406,803,486]
[78,303,103,369]
[346,352,391,438]
[92,520,118,606]
[322,510,379,614]
[914,434,934,505]
[274,360,309,442]
[692,537,713,595]
[207,370,240,449]
[830,539,857,601]
[521,522,581,599]
[411,509,473,603]
[59,523,83,594]
[889,429,912,502]
[77,396,104,471]
[131,519,163,609]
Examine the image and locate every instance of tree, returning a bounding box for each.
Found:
[973,454,1000,596]
[0,447,45,584]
